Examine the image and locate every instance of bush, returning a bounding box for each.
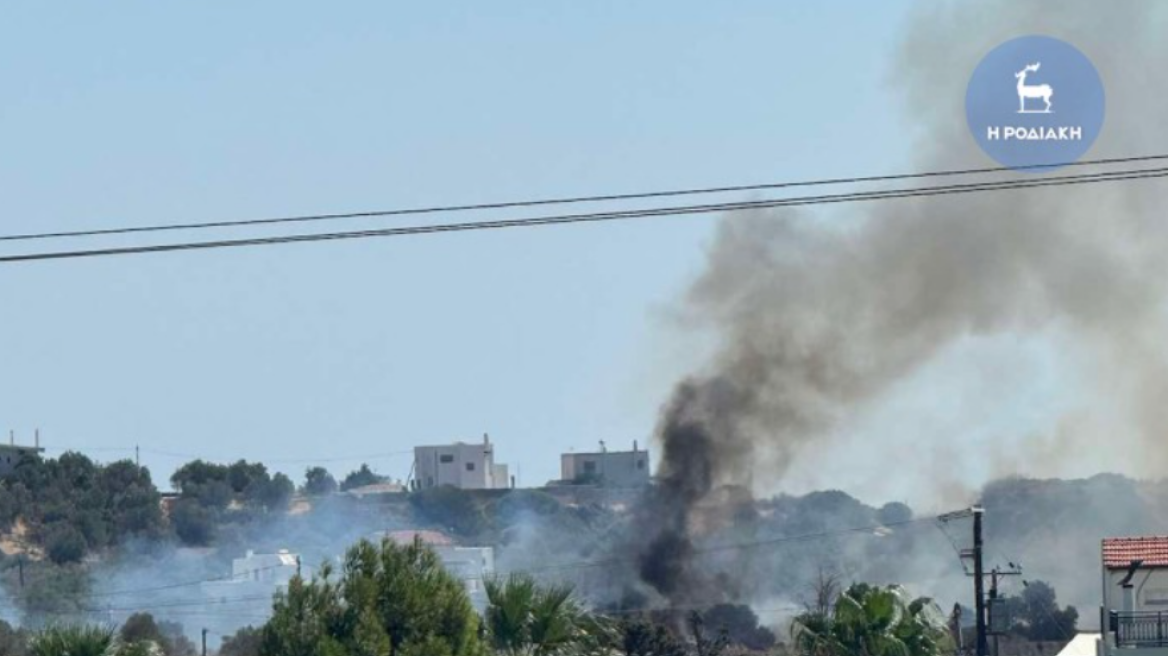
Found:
[170,500,216,546]
[302,467,337,497]
[44,525,86,565]
[409,486,484,537]
[219,626,262,656]
[260,539,482,656]
[340,464,385,491]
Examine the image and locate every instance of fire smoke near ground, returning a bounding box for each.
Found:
[637,0,1168,606]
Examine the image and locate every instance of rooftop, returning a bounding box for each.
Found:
[1103,536,1168,568]
[384,529,454,547]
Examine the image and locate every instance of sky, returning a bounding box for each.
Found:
[0,3,923,493]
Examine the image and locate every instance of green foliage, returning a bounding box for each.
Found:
[171,460,293,513]
[14,562,93,619]
[44,525,86,565]
[168,459,293,545]
[339,464,385,492]
[699,604,775,651]
[999,580,1078,641]
[219,626,262,656]
[410,486,485,537]
[303,467,338,497]
[792,583,952,656]
[113,613,194,656]
[260,538,483,656]
[29,624,115,656]
[615,618,685,656]
[0,454,162,562]
[484,573,602,656]
[170,499,217,546]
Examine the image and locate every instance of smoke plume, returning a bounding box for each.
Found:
[638,0,1168,604]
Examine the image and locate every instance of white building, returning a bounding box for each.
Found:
[384,530,495,611]
[414,434,510,490]
[0,431,44,477]
[561,441,650,487]
[1100,536,1168,655]
[199,549,299,636]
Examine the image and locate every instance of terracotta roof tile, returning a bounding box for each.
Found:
[1103,536,1168,568]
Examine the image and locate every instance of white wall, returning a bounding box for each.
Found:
[561,450,650,487]
[415,438,508,490]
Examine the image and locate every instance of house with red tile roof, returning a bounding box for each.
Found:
[1101,536,1168,655]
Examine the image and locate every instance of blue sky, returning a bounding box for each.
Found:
[0,3,918,491]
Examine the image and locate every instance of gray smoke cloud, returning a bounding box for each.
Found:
[639,0,1168,604]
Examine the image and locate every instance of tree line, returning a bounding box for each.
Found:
[0,452,394,562]
[0,535,960,655]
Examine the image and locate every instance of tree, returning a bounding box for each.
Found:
[616,618,685,656]
[44,524,87,565]
[219,626,262,656]
[255,472,294,512]
[700,603,775,651]
[484,573,594,656]
[303,467,338,497]
[792,583,952,656]
[29,624,115,656]
[116,613,193,656]
[1001,580,1078,641]
[339,464,384,492]
[170,499,216,546]
[120,613,165,647]
[687,612,729,656]
[260,537,483,656]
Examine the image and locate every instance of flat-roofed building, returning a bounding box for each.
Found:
[414,434,510,490]
[561,441,650,488]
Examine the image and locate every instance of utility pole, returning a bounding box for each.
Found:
[987,564,1023,656]
[201,628,208,656]
[939,506,987,656]
[973,506,987,656]
[135,445,140,467]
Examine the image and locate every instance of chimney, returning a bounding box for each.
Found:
[34,429,39,449]
[8,430,12,446]
[633,440,638,453]
[483,433,489,446]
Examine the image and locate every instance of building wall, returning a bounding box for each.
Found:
[231,550,299,583]
[1101,566,1168,656]
[415,437,508,490]
[561,449,650,487]
[434,545,495,610]
[0,445,43,477]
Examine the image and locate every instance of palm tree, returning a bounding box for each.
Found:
[791,583,952,656]
[484,574,607,656]
[29,624,116,656]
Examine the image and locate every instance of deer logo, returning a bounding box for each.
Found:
[1015,62,1053,114]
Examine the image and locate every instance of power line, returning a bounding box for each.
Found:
[3,154,1164,244]
[3,164,1166,264]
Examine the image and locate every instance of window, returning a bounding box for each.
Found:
[466,462,476,471]
[636,459,644,470]
[583,461,597,474]
[439,454,454,463]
